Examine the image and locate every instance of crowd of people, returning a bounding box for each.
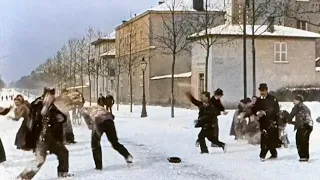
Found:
[0,82,316,179]
[185,83,314,162]
[0,88,131,179]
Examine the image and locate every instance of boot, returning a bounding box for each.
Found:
[299,158,308,162]
[126,155,133,164]
[58,172,74,178]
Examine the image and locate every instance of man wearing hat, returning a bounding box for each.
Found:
[210,88,228,147]
[19,87,73,179]
[252,83,281,161]
[287,94,313,162]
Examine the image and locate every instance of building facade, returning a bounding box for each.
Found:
[115,1,226,106]
[191,25,320,107]
[91,32,117,101]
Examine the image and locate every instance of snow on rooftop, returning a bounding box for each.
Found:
[151,72,191,80]
[149,0,230,12]
[100,48,115,57]
[316,57,320,62]
[316,67,320,72]
[106,31,115,39]
[190,24,320,38]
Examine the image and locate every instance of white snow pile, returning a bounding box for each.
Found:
[151,72,192,80]
[1,89,320,180]
[190,24,320,39]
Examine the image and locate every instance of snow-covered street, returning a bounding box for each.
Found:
[0,89,320,180]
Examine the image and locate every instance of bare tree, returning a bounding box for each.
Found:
[75,37,87,94]
[119,20,148,113]
[231,0,287,96]
[153,0,192,118]
[188,0,227,91]
[86,26,96,105]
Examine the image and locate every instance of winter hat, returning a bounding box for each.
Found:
[294,94,304,102]
[214,88,223,96]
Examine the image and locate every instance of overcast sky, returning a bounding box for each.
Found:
[0,0,159,83]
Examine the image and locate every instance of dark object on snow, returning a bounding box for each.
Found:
[167,157,181,163]
[316,117,320,123]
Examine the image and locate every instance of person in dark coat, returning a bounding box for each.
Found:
[0,106,12,163]
[7,95,32,150]
[97,93,105,107]
[252,83,281,161]
[105,92,114,113]
[18,87,73,179]
[287,94,313,162]
[186,91,226,154]
[210,89,228,147]
[81,106,133,170]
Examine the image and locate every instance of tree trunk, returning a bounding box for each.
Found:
[89,73,91,106]
[252,37,256,96]
[129,71,133,113]
[204,43,210,92]
[171,55,175,118]
[116,72,120,111]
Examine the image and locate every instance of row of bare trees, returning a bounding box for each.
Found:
[13,27,107,103]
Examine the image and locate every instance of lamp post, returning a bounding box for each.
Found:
[140,58,147,118]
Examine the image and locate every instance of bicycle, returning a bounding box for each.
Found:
[72,108,82,125]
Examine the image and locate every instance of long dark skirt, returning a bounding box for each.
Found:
[0,137,6,163]
[15,120,31,150]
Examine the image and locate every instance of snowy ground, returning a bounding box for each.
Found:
[0,89,319,180]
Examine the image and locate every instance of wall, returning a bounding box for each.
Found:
[149,77,191,108]
[192,36,318,107]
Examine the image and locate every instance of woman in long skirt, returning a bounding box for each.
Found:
[7,95,31,150]
[0,106,12,163]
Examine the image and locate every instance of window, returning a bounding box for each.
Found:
[274,42,287,62]
[297,20,308,31]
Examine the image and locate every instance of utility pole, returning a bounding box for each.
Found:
[243,0,248,99]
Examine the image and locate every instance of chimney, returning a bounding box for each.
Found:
[158,1,164,5]
[193,0,204,11]
[267,16,275,33]
[122,20,127,24]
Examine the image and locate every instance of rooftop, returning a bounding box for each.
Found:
[91,31,116,45]
[189,24,320,39]
[116,0,231,30]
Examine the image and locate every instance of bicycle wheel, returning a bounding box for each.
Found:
[77,113,82,125]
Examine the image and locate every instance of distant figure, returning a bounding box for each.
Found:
[105,92,114,113]
[1,96,3,101]
[5,96,8,101]
[97,93,105,107]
